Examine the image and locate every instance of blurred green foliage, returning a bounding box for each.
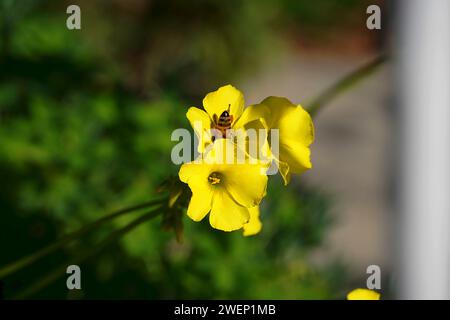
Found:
[0,0,365,299]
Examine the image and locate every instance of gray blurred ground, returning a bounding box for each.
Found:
[243,52,392,279]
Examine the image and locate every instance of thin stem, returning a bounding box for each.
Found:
[0,197,166,279]
[13,207,163,299]
[307,54,387,117]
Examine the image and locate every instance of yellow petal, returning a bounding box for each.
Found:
[186,184,213,221]
[279,138,312,173]
[347,288,381,300]
[179,161,214,221]
[200,137,232,164]
[186,106,211,130]
[243,206,262,236]
[209,190,250,232]
[260,96,314,183]
[234,117,273,166]
[179,160,211,185]
[186,107,213,153]
[221,162,267,208]
[203,85,244,123]
[261,96,314,148]
[233,103,270,130]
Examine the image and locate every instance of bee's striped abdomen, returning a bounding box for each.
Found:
[213,105,233,137]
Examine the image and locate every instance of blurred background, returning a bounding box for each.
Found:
[0,0,389,299]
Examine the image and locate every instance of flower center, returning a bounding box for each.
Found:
[208,172,222,185]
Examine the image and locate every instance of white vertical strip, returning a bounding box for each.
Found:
[396,0,450,299]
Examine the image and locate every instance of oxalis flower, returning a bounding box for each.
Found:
[245,96,314,185]
[186,84,270,155]
[179,139,267,232]
[347,288,381,300]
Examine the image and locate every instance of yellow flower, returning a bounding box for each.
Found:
[242,206,262,236]
[179,139,268,232]
[347,288,381,300]
[186,84,269,154]
[245,96,314,185]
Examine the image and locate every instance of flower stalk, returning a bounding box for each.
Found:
[0,197,166,279]
[13,207,163,299]
[307,54,387,117]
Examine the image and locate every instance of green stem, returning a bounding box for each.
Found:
[0,197,166,279]
[13,207,163,299]
[307,54,387,117]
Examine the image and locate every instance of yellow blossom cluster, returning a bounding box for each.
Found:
[179,85,314,235]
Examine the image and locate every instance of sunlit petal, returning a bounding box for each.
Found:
[209,190,250,231]
[186,107,213,153]
[222,163,267,208]
[233,103,270,129]
[243,206,262,236]
[203,84,244,123]
[260,96,314,183]
[187,184,213,221]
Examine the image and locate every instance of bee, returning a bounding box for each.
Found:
[213,104,233,138]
